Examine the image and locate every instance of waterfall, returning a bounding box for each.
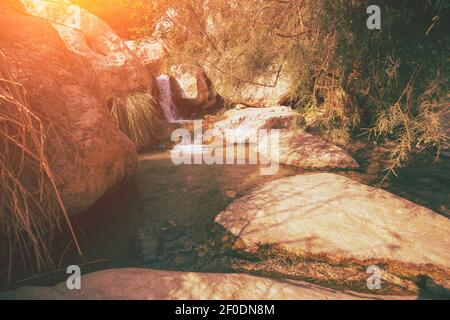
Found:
[156,75,179,123]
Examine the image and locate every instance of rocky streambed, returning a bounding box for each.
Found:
[2,107,449,300]
[1,0,449,301]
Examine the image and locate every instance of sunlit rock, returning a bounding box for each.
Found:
[20,0,154,101]
[206,66,291,107]
[258,130,359,169]
[216,173,450,273]
[0,3,138,214]
[1,269,414,300]
[126,39,166,75]
[213,106,303,142]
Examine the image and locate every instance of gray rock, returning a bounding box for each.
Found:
[205,66,291,108]
[170,64,218,115]
[213,107,357,169]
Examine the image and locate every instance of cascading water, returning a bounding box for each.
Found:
[157,75,205,155]
[156,75,179,123]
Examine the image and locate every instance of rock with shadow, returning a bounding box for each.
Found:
[258,130,359,170]
[215,173,450,290]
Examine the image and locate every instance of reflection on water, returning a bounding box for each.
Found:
[55,151,301,278]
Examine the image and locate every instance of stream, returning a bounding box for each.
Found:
[65,150,302,277]
[1,78,448,293]
[2,143,445,291]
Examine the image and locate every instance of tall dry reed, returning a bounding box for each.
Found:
[0,50,80,281]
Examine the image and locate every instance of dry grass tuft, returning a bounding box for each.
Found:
[110,92,160,152]
[0,50,80,281]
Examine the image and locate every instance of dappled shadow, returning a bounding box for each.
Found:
[216,175,407,259]
[279,132,358,169]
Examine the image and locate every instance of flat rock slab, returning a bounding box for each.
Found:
[1,268,413,300]
[258,130,359,169]
[215,173,450,270]
[214,106,302,142]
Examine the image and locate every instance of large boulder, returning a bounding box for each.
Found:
[20,0,154,102]
[0,3,138,214]
[170,64,218,116]
[213,106,303,142]
[206,67,291,107]
[216,173,450,272]
[125,39,166,76]
[202,1,290,107]
[258,130,359,170]
[210,107,358,170]
[1,268,413,300]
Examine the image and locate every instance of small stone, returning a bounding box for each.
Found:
[181,241,194,253]
[225,191,237,198]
